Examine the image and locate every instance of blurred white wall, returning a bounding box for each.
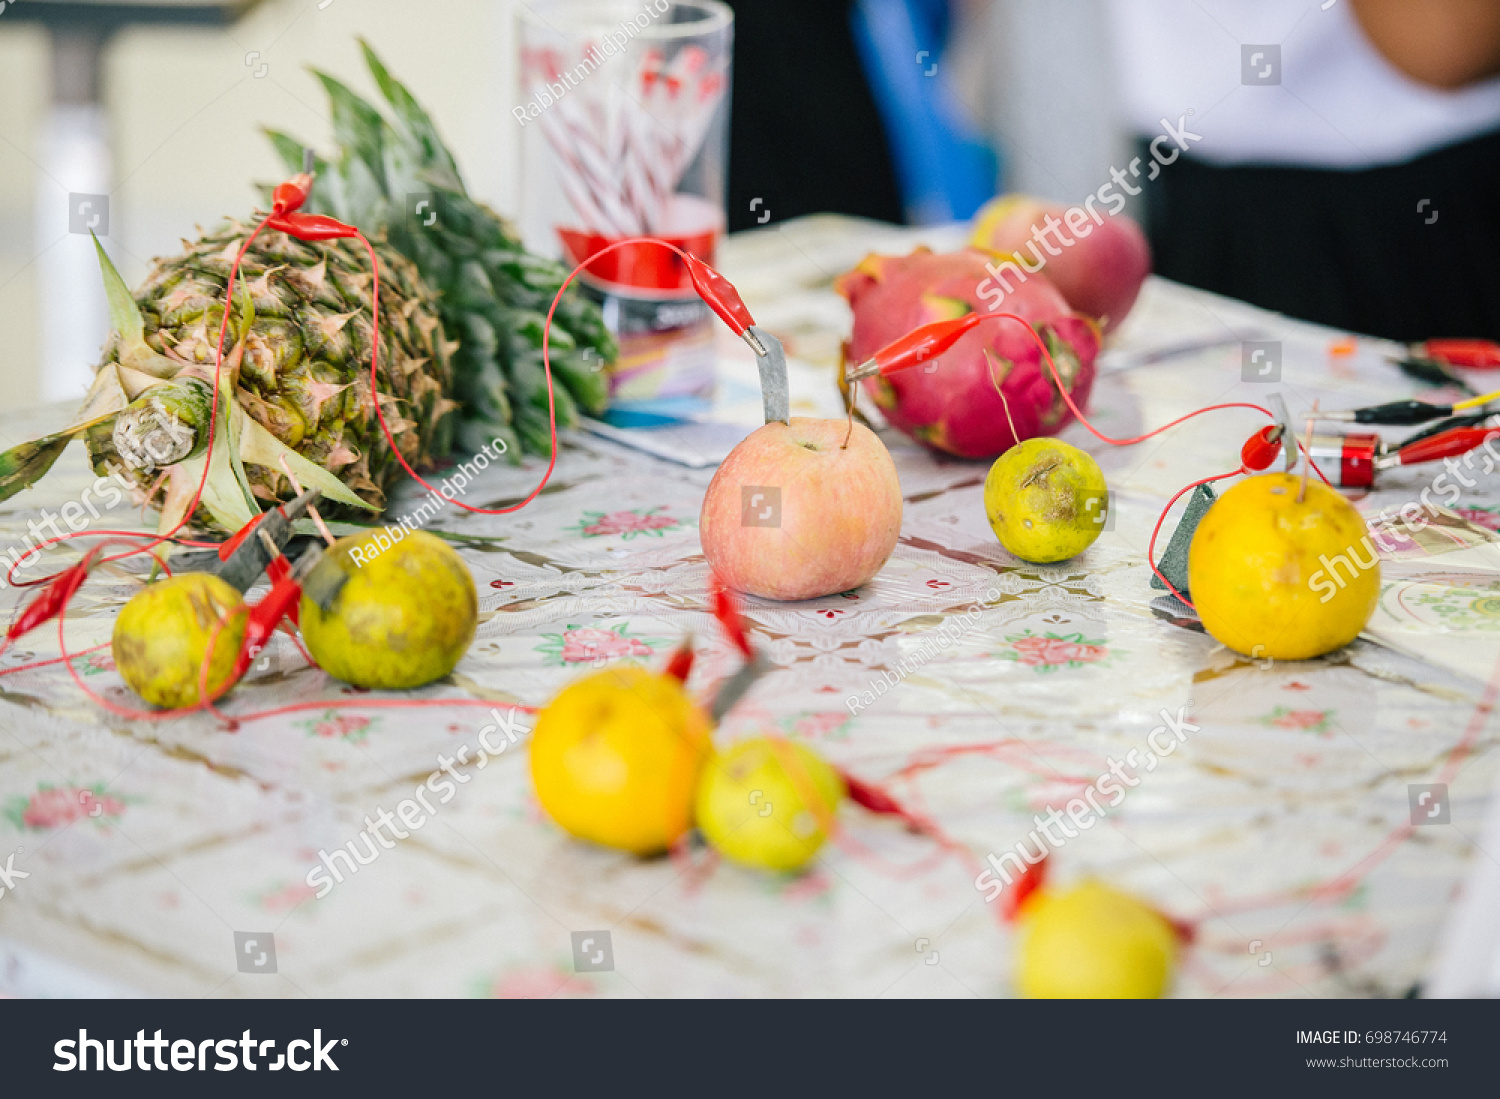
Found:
[0,0,514,412]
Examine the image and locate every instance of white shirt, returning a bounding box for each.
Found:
[1106,0,1500,168]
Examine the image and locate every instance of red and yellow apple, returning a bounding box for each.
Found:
[970,194,1151,333]
[699,417,902,601]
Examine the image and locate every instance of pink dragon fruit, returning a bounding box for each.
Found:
[836,247,1100,460]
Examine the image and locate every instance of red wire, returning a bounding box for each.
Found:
[0,642,107,677]
[973,311,1332,484]
[4,532,214,592]
[225,696,538,728]
[955,312,1332,593]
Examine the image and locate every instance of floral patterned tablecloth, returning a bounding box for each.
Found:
[0,216,1496,999]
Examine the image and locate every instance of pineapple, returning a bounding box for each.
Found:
[0,41,615,532]
[0,227,455,533]
[265,41,615,458]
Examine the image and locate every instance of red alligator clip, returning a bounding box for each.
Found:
[217,511,267,564]
[1240,424,1285,474]
[266,162,357,242]
[845,313,984,381]
[710,578,754,659]
[1414,339,1500,370]
[2,552,98,646]
[266,212,357,242]
[232,569,304,682]
[271,173,314,217]
[662,637,695,683]
[1308,431,1381,488]
[682,252,756,339]
[1377,426,1500,470]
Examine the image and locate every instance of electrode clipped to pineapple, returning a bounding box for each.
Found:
[107,485,479,711]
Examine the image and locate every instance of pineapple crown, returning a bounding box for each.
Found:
[264,41,616,458]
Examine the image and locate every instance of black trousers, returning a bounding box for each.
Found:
[1141,128,1500,342]
[727,0,904,231]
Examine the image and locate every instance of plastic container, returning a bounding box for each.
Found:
[516,0,733,412]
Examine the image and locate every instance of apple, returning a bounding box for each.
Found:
[700,417,902,601]
[970,194,1151,333]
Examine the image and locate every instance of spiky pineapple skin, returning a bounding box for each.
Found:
[88,222,456,523]
[265,40,615,459]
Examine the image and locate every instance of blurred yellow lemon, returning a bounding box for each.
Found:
[300,529,476,690]
[696,737,845,872]
[984,439,1110,563]
[1017,880,1178,998]
[1187,473,1378,661]
[531,666,711,855]
[112,572,247,709]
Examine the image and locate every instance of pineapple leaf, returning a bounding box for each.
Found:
[336,151,389,230]
[157,450,258,535]
[155,464,195,534]
[233,277,255,340]
[220,396,259,518]
[235,411,377,512]
[0,360,141,503]
[93,232,144,347]
[312,71,388,195]
[0,435,74,504]
[158,405,259,535]
[378,123,432,207]
[265,128,310,176]
[92,236,182,379]
[359,39,462,187]
[77,361,138,420]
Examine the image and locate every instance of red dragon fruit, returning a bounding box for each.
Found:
[836,247,1100,460]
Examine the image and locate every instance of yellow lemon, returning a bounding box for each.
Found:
[531,666,712,855]
[1017,880,1178,998]
[1187,473,1378,661]
[696,737,845,872]
[984,438,1110,563]
[112,572,247,709]
[300,529,477,690]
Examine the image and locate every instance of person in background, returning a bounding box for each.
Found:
[727,1,904,231]
[1107,0,1500,341]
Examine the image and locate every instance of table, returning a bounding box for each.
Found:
[0,215,1496,998]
